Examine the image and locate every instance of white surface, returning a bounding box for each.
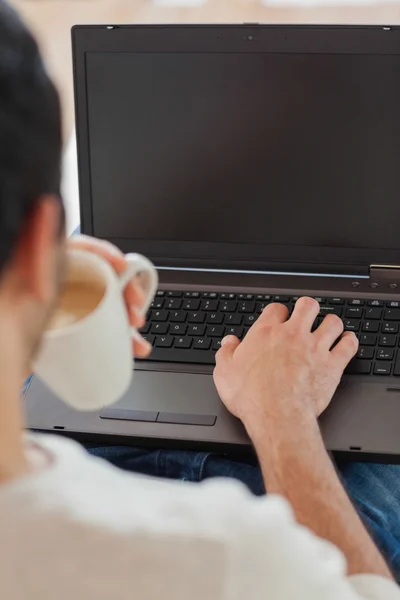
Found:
[61,132,80,236]
[153,0,206,5]
[263,0,390,4]
[1,433,399,600]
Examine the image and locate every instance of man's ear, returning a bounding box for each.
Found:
[11,195,63,302]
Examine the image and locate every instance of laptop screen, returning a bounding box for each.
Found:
[84,48,400,264]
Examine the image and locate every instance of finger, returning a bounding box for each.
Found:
[314,314,344,348]
[289,297,320,331]
[131,329,152,358]
[215,336,240,366]
[124,282,146,312]
[133,339,152,358]
[254,302,289,328]
[128,306,145,329]
[330,331,359,369]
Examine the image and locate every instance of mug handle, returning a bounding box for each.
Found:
[119,254,158,314]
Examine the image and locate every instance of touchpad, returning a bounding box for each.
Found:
[100,371,220,426]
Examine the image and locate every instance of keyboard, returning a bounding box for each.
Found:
[139,291,400,376]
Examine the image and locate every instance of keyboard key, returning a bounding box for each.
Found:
[256,294,271,301]
[206,313,224,324]
[141,334,155,346]
[188,324,206,336]
[365,307,382,320]
[220,293,236,299]
[201,300,219,311]
[394,361,400,376]
[151,323,169,335]
[349,299,365,306]
[151,310,169,322]
[156,291,165,297]
[165,299,182,310]
[166,291,183,298]
[212,339,223,351]
[224,313,243,325]
[345,359,372,375]
[183,299,200,311]
[329,298,344,305]
[225,326,244,338]
[359,334,377,346]
[202,292,218,298]
[169,311,187,323]
[244,314,258,326]
[238,294,254,300]
[170,323,187,335]
[368,300,383,306]
[188,312,206,323]
[383,322,399,333]
[345,307,363,319]
[174,337,192,349]
[313,297,325,304]
[238,301,256,313]
[220,301,237,312]
[139,322,151,334]
[155,336,173,348]
[193,338,212,350]
[256,302,269,314]
[357,347,374,359]
[274,295,290,302]
[379,335,397,347]
[384,308,400,321]
[151,299,164,309]
[374,361,392,375]
[377,348,395,361]
[387,300,400,307]
[207,325,225,337]
[184,292,200,298]
[319,306,343,317]
[362,321,379,333]
[344,319,360,332]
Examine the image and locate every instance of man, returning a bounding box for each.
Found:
[0,2,399,598]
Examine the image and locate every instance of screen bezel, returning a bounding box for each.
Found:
[72,24,400,273]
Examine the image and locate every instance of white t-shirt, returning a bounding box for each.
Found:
[0,434,398,600]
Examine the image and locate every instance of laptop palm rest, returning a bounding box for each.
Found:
[25,371,221,429]
[100,371,219,426]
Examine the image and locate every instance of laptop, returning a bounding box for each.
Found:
[25,24,400,461]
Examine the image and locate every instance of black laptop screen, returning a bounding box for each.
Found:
[85,52,400,252]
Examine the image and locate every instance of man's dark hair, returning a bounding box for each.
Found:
[0,1,63,273]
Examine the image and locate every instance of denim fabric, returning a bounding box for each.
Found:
[88,445,400,581]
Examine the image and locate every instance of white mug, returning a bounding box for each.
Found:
[34,249,158,411]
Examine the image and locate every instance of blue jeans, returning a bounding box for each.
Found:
[87,444,400,582]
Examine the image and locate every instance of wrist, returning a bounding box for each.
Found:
[243,405,321,450]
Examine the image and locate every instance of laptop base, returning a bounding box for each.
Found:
[25,368,400,463]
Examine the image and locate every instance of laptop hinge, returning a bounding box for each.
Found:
[370,264,400,285]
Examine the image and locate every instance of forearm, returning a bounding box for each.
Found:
[247,414,393,580]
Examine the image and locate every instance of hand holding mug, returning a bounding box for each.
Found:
[70,235,153,358]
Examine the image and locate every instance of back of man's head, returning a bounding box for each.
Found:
[0,0,62,275]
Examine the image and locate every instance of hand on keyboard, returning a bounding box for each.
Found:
[213,297,359,432]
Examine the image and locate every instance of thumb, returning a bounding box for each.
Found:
[215,336,241,366]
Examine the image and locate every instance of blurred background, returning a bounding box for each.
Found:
[10,0,400,141]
